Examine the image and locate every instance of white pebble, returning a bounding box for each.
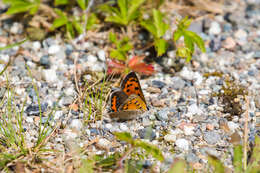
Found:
[183,126,195,136]
[176,138,189,151]
[120,124,129,131]
[43,69,58,83]
[48,45,60,54]
[209,22,221,35]
[97,50,106,61]
[70,119,83,131]
[164,134,176,142]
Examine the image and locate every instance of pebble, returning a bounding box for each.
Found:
[69,119,83,131]
[138,127,156,140]
[156,109,169,121]
[203,131,221,145]
[87,54,98,63]
[43,69,58,83]
[97,50,106,61]
[209,22,221,35]
[170,77,185,90]
[175,139,189,151]
[48,45,61,54]
[227,121,239,132]
[164,134,176,142]
[152,80,166,89]
[223,37,236,49]
[97,138,111,150]
[119,124,129,131]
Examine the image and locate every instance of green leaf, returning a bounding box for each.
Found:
[51,17,68,30]
[183,34,194,53]
[66,22,75,39]
[247,136,260,173]
[167,160,187,173]
[135,140,164,161]
[6,1,36,14]
[55,0,68,6]
[128,0,145,22]
[110,49,127,61]
[0,39,27,51]
[185,30,206,52]
[72,19,84,34]
[154,39,168,56]
[51,9,68,30]
[78,159,94,173]
[140,20,157,37]
[121,42,133,52]
[208,156,225,173]
[153,9,169,38]
[233,145,243,173]
[176,47,192,62]
[173,30,182,42]
[118,0,127,21]
[109,32,117,43]
[86,13,98,30]
[77,0,88,10]
[114,132,134,144]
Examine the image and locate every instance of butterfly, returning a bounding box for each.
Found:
[108,71,148,120]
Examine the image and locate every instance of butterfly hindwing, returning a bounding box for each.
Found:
[120,72,146,105]
[119,94,147,111]
[110,90,128,112]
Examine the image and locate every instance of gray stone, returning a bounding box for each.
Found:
[171,77,185,90]
[204,131,221,145]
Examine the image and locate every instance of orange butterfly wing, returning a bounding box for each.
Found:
[110,90,128,112]
[120,72,147,105]
[119,94,147,111]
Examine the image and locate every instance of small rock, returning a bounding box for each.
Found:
[25,103,48,116]
[183,125,195,135]
[87,54,98,63]
[152,80,166,89]
[170,77,185,90]
[186,152,199,163]
[120,124,128,131]
[40,55,50,68]
[206,124,214,131]
[179,67,194,80]
[156,108,169,121]
[175,138,189,151]
[209,22,221,35]
[54,111,63,120]
[138,127,156,140]
[234,29,248,41]
[187,104,203,116]
[151,98,165,107]
[204,131,221,145]
[32,41,41,50]
[69,119,83,131]
[223,37,236,49]
[97,138,111,150]
[48,45,60,55]
[227,121,239,132]
[97,50,106,61]
[10,22,23,34]
[43,69,58,83]
[61,96,74,106]
[164,134,176,142]
[146,87,161,93]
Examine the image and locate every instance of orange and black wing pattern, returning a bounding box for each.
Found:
[120,72,147,105]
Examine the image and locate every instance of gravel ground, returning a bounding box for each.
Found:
[0,0,260,172]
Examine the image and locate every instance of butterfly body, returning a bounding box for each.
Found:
[109,72,148,120]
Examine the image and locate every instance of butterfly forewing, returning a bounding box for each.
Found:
[120,72,146,105]
[110,90,128,112]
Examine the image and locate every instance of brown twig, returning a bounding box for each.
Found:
[243,95,249,171]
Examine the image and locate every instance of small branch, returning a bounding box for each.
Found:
[243,95,249,171]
